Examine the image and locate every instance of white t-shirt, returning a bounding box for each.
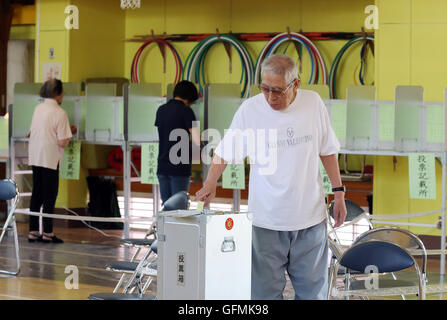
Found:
[214,89,340,231]
[28,99,72,170]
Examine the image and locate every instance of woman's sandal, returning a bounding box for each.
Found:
[28,233,42,243]
[41,235,64,244]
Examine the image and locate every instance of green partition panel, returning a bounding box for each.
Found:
[63,82,80,96]
[330,100,347,147]
[85,83,118,141]
[424,102,445,152]
[346,85,376,150]
[166,83,174,101]
[86,83,116,96]
[206,84,242,139]
[395,86,423,152]
[60,83,81,137]
[61,98,77,128]
[377,101,395,150]
[167,83,204,133]
[192,100,204,134]
[128,83,162,142]
[12,83,42,138]
[300,84,330,100]
[378,102,395,142]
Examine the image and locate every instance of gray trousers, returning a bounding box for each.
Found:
[251,219,328,300]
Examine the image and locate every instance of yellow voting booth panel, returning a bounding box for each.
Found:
[373,0,447,236]
[373,156,443,237]
[0,118,8,152]
[56,168,89,209]
[56,142,88,209]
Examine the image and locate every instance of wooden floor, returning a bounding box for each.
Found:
[0,222,149,300]
[0,222,446,300]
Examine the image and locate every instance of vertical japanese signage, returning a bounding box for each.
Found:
[61,141,81,180]
[196,201,204,212]
[177,252,185,286]
[222,164,245,190]
[319,160,333,195]
[141,142,159,185]
[409,153,436,199]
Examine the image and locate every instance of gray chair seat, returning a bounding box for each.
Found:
[107,261,157,273]
[107,261,138,272]
[89,293,156,300]
[151,240,157,254]
[120,238,155,247]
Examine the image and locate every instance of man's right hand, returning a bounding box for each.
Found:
[194,180,217,207]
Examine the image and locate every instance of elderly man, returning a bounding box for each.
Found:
[195,54,347,300]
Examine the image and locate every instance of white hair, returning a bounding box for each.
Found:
[261,54,299,84]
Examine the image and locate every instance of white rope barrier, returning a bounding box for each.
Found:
[328,207,445,230]
[14,209,153,224]
[411,249,447,256]
[339,214,371,228]
[327,208,444,229]
[372,208,445,221]
[370,220,439,228]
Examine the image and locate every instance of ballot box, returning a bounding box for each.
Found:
[157,210,252,300]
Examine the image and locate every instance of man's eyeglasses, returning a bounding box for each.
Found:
[259,79,298,98]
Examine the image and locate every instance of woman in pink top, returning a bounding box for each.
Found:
[27,79,76,243]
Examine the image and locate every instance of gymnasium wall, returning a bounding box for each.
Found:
[18,0,376,208]
[124,0,374,98]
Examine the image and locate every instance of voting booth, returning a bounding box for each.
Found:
[157,210,252,300]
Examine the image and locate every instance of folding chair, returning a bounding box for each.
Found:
[108,221,157,293]
[0,179,20,276]
[327,199,373,296]
[348,227,428,299]
[89,191,190,300]
[328,240,425,300]
[109,191,189,293]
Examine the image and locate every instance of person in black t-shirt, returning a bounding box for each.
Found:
[155,81,200,204]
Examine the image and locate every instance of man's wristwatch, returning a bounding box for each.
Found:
[332,186,346,193]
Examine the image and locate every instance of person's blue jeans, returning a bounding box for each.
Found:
[157,174,191,205]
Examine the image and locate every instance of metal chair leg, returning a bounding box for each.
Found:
[113,274,127,293]
[0,218,20,276]
[0,208,15,243]
[344,273,351,300]
[122,249,153,293]
[112,246,142,293]
[12,220,20,274]
[390,272,406,300]
[142,276,154,293]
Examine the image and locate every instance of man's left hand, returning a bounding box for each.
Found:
[332,193,347,228]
